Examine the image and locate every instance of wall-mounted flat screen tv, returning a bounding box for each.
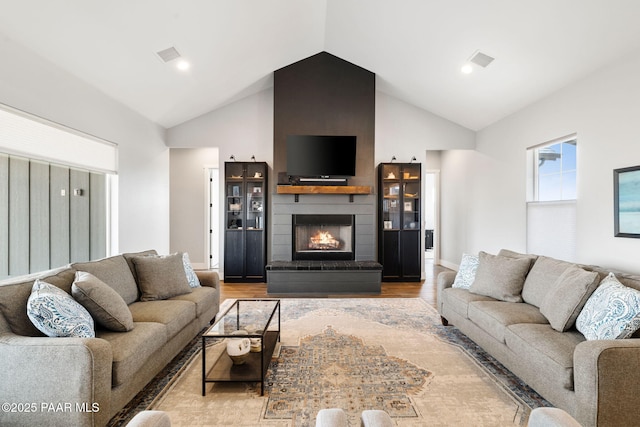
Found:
[286,135,357,177]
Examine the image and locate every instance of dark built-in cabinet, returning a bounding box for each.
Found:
[378,163,421,282]
[224,162,267,282]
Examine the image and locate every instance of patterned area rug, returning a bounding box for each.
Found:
[109,298,549,426]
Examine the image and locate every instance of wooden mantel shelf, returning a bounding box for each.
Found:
[277,185,372,195]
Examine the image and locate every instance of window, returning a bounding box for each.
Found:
[533,137,577,201]
[526,135,577,261]
[0,104,116,278]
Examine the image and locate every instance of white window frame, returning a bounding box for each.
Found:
[526,133,577,261]
[528,134,577,203]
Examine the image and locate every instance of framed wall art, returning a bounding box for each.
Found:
[614,165,640,238]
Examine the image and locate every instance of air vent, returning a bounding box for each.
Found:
[156,46,181,63]
[469,51,495,68]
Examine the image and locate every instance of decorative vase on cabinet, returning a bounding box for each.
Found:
[224,161,268,282]
[378,162,421,281]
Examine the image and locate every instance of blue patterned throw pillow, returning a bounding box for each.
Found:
[182,252,201,288]
[452,253,479,289]
[576,273,640,340]
[27,279,95,338]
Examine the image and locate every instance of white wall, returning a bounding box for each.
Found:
[375,92,475,164]
[169,148,219,267]
[0,35,170,254]
[166,89,274,273]
[442,48,640,273]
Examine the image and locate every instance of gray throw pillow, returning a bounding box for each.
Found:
[132,253,193,301]
[469,251,531,302]
[72,255,139,305]
[72,271,134,332]
[539,266,600,332]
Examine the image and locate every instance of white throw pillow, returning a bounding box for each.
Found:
[576,273,640,340]
[27,279,95,338]
[182,252,201,288]
[452,253,479,289]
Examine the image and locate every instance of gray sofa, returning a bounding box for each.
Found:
[437,249,640,427]
[0,250,220,427]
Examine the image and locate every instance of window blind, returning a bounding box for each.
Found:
[527,200,576,261]
[0,104,117,174]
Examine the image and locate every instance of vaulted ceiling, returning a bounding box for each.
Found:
[2,0,640,131]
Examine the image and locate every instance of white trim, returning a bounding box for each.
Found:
[0,103,118,174]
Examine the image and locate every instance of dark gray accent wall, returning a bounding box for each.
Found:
[271,52,377,262]
[273,51,376,189]
[0,154,106,279]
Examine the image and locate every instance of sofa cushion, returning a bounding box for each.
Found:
[128,300,195,340]
[441,287,495,319]
[469,251,530,303]
[576,273,640,340]
[132,253,192,302]
[467,300,548,343]
[452,253,479,289]
[27,279,95,338]
[170,286,218,318]
[0,266,75,336]
[97,322,166,386]
[521,256,575,308]
[540,266,600,332]
[72,271,134,332]
[504,323,584,391]
[72,255,139,305]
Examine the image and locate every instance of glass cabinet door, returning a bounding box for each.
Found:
[226,182,243,230]
[246,180,264,229]
[245,163,265,230]
[381,164,401,230]
[402,164,421,230]
[226,163,244,230]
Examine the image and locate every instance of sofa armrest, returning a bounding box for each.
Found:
[437,271,456,290]
[196,270,219,289]
[436,271,456,316]
[0,333,113,427]
[574,338,640,427]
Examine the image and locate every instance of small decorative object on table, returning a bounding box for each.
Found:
[227,330,251,365]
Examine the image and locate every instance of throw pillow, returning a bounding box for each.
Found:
[132,253,193,301]
[469,251,531,302]
[182,252,201,288]
[452,253,479,289]
[72,271,135,332]
[26,279,95,338]
[576,273,640,340]
[540,266,600,332]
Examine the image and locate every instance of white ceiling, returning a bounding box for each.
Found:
[2,0,640,131]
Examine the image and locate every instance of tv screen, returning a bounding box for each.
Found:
[286,135,357,177]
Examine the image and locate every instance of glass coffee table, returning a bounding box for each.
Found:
[201,299,280,396]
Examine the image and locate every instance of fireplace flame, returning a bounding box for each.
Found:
[309,230,341,250]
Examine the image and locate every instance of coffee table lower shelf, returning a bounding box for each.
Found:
[202,330,279,396]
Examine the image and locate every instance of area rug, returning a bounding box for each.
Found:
[109,298,549,426]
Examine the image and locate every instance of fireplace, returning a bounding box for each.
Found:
[292,214,355,260]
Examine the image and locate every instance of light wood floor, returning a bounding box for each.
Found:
[219,259,451,309]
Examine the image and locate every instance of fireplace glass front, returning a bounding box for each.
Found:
[292,214,355,260]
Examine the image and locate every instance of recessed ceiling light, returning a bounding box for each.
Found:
[176,60,190,71]
[461,64,473,74]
